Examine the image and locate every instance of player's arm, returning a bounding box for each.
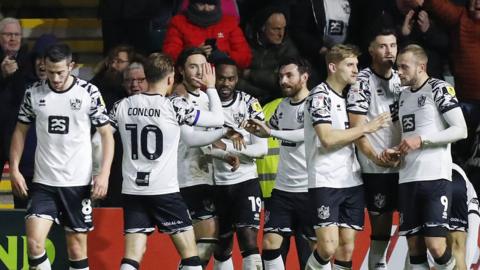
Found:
[9,122,30,198]
[245,118,304,143]
[314,113,390,150]
[222,133,268,158]
[421,107,467,147]
[180,125,224,147]
[92,125,116,176]
[91,124,114,200]
[202,146,240,172]
[191,62,224,127]
[349,113,394,167]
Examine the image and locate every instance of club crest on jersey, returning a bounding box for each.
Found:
[317,205,330,220]
[233,113,245,126]
[70,98,82,110]
[374,193,386,209]
[296,110,304,123]
[417,95,426,107]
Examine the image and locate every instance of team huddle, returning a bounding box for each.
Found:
[8,28,480,270]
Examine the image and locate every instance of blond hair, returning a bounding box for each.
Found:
[399,44,428,64]
[325,44,361,65]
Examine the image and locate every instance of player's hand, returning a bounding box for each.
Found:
[225,154,240,172]
[91,172,109,200]
[401,10,415,36]
[377,149,401,167]
[1,56,18,78]
[398,135,422,155]
[244,119,271,138]
[364,112,391,134]
[417,10,430,33]
[191,62,216,89]
[10,170,28,198]
[224,127,246,151]
[212,140,227,151]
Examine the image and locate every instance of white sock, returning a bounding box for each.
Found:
[69,267,88,270]
[305,253,331,270]
[242,254,262,270]
[120,263,137,270]
[369,240,389,269]
[433,256,456,270]
[409,262,430,270]
[196,239,217,266]
[214,257,234,270]
[264,254,285,270]
[29,251,51,270]
[180,266,202,270]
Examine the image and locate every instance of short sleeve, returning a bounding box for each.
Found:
[346,79,371,115]
[108,99,121,129]
[18,89,35,124]
[89,85,110,127]
[433,83,459,114]
[170,95,200,125]
[306,90,332,126]
[269,107,280,129]
[246,95,265,121]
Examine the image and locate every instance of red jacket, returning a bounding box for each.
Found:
[163,14,252,69]
[425,0,480,102]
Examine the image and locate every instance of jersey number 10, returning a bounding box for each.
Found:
[125,124,163,160]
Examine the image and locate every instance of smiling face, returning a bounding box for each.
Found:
[215,64,238,101]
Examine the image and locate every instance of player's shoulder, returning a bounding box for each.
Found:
[310,82,329,96]
[427,78,453,93]
[357,67,374,82]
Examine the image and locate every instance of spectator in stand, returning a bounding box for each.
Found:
[237,6,300,105]
[289,0,354,86]
[418,0,480,167]
[90,45,134,111]
[162,0,252,69]
[0,17,29,181]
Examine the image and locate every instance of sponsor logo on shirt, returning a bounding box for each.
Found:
[401,114,415,132]
[48,116,69,134]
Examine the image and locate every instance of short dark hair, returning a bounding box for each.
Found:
[45,43,72,63]
[369,28,397,45]
[278,57,311,76]
[145,53,174,84]
[212,57,237,69]
[176,47,207,69]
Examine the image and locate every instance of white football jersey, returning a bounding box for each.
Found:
[398,78,459,183]
[269,97,308,192]
[18,78,109,186]
[110,93,200,195]
[304,82,362,189]
[347,68,402,173]
[213,91,265,185]
[177,90,213,188]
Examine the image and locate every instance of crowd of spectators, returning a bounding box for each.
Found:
[1,0,480,205]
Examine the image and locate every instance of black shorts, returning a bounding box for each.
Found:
[264,189,315,239]
[26,183,93,232]
[122,192,193,235]
[398,179,451,237]
[180,184,216,221]
[450,171,468,231]
[309,185,365,230]
[363,173,398,214]
[214,179,262,237]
